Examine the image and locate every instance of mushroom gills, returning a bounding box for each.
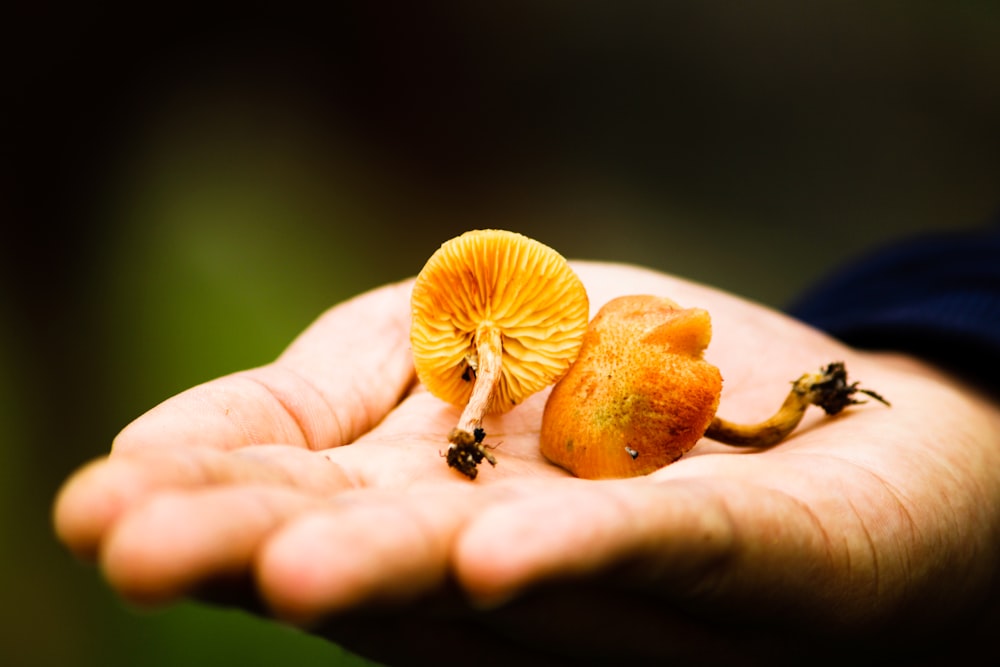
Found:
[410,229,589,479]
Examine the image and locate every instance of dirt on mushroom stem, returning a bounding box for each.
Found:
[445,426,493,480]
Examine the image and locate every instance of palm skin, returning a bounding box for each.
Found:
[54,262,1000,666]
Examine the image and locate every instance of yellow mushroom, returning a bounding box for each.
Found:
[410,229,589,479]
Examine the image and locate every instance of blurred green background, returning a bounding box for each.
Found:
[3,2,998,665]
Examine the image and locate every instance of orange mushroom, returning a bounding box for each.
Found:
[540,295,722,479]
[541,295,889,479]
[410,229,589,479]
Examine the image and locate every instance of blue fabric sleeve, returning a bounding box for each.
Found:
[786,219,1000,388]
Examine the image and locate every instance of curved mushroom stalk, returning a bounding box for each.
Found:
[411,229,589,479]
[705,361,891,447]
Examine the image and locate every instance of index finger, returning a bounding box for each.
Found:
[113,279,415,454]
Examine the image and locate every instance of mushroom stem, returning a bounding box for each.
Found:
[446,325,503,479]
[455,325,503,436]
[705,362,890,448]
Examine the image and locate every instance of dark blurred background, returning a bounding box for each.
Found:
[3,2,998,665]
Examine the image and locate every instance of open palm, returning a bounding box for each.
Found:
[54,262,1000,665]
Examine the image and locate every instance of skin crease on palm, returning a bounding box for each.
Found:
[53,261,1000,665]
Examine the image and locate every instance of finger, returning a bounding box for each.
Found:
[53,445,353,560]
[113,280,415,454]
[452,478,731,607]
[100,484,323,606]
[256,485,504,623]
[453,476,836,618]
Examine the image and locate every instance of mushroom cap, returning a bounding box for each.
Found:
[411,229,589,414]
[540,295,723,479]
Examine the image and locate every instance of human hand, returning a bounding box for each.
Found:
[54,262,1000,665]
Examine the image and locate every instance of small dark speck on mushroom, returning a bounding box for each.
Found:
[625,446,639,460]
